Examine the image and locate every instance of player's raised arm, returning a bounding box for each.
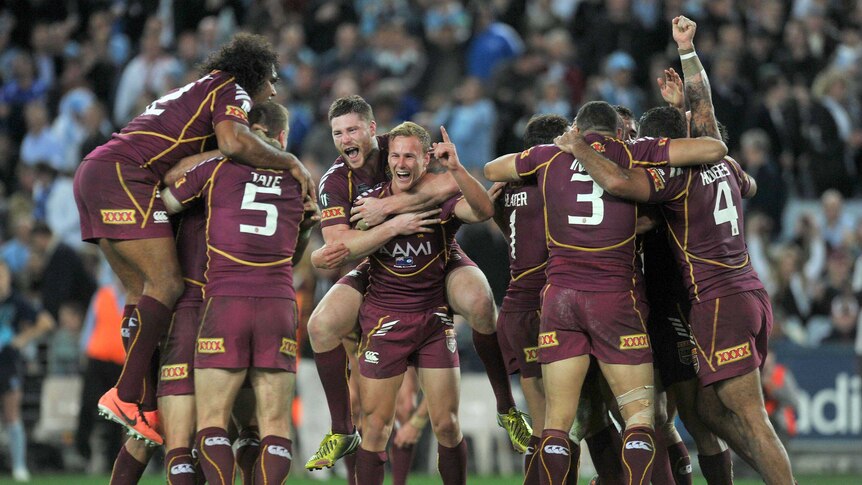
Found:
[673,15,720,140]
[434,126,494,223]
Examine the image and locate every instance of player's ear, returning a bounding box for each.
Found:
[616,127,624,139]
[369,120,377,136]
[250,122,267,134]
[277,129,288,150]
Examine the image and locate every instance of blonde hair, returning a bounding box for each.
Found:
[388,121,431,152]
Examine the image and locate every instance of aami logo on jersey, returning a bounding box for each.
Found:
[523,346,539,363]
[538,332,558,348]
[321,207,345,221]
[620,334,649,350]
[380,241,432,259]
[716,342,751,366]
[225,105,248,121]
[280,338,297,357]
[101,209,136,224]
[160,363,188,381]
[197,338,225,354]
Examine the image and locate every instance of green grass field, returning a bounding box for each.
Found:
[3,475,860,484]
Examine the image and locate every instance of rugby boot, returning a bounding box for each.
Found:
[97,387,164,446]
[305,429,361,470]
[497,407,533,453]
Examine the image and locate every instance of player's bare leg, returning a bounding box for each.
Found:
[418,367,466,484]
[446,266,530,451]
[540,355,591,484]
[159,395,197,485]
[670,379,732,485]
[652,385,692,484]
[356,373,404,484]
[194,368,246,485]
[576,371,625,485]
[249,368,296,484]
[598,362,658,485]
[392,368,420,485]
[697,370,793,484]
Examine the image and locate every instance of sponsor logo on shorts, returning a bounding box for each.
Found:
[267,445,292,459]
[225,105,248,121]
[280,338,297,357]
[445,328,457,353]
[153,210,169,223]
[646,168,666,191]
[625,440,653,451]
[204,437,231,446]
[101,209,136,224]
[590,141,606,152]
[523,346,539,363]
[658,137,668,146]
[374,320,400,337]
[543,445,569,456]
[198,338,225,354]
[364,351,379,364]
[619,333,650,350]
[678,463,693,475]
[716,342,751,366]
[160,363,189,381]
[321,207,345,221]
[171,464,195,475]
[539,332,559,348]
[678,340,698,367]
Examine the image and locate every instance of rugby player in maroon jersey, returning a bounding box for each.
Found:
[74,33,315,445]
[554,16,794,485]
[485,99,726,485]
[162,101,317,485]
[304,96,530,471]
[350,122,493,485]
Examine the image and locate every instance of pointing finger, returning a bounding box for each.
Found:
[440,126,451,144]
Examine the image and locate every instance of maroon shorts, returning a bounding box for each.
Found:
[647,302,698,387]
[335,259,371,293]
[538,284,652,366]
[689,289,772,386]
[74,158,173,243]
[497,309,541,379]
[158,305,200,397]
[195,296,297,372]
[445,242,478,272]
[357,303,459,379]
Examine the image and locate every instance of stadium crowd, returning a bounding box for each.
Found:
[0,0,860,482]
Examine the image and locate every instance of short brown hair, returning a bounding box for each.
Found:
[388,121,431,152]
[328,95,374,123]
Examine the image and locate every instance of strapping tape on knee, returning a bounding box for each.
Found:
[615,386,655,408]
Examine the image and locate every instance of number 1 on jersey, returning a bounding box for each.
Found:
[713,180,739,236]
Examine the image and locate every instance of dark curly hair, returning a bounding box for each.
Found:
[524,114,569,147]
[199,33,277,100]
[638,106,687,139]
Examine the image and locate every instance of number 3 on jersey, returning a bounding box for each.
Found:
[240,183,281,236]
[568,173,604,226]
[713,180,739,236]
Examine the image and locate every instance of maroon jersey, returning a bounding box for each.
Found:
[169,157,304,299]
[86,71,251,180]
[318,135,390,228]
[514,136,670,292]
[364,184,463,312]
[174,206,207,308]
[499,181,547,312]
[646,156,763,302]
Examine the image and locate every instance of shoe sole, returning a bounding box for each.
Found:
[97,405,162,447]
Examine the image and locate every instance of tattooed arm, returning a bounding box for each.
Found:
[673,15,721,140]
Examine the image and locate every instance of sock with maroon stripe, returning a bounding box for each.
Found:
[235,427,260,485]
[668,440,693,484]
[195,427,235,485]
[652,432,675,485]
[109,445,148,485]
[698,450,733,485]
[585,425,625,485]
[117,296,172,403]
[539,429,574,485]
[471,330,516,413]
[390,442,416,485]
[621,426,657,485]
[355,448,386,485]
[437,439,467,485]
[165,447,196,485]
[314,346,354,434]
[524,435,541,484]
[120,304,136,351]
[254,436,292,485]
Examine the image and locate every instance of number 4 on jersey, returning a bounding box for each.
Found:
[713,180,739,236]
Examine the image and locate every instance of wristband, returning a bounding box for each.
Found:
[679,51,698,60]
[408,413,428,429]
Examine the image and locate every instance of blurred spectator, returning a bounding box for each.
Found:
[276,22,317,90]
[302,0,358,54]
[768,244,812,338]
[52,85,96,174]
[739,128,786,236]
[77,101,113,161]
[710,50,750,153]
[542,28,586,110]
[0,51,51,141]
[762,352,800,445]
[318,23,372,88]
[467,2,524,81]
[418,4,469,101]
[27,223,96,320]
[819,189,855,250]
[32,163,80,248]
[434,77,496,170]
[369,22,427,93]
[592,51,646,117]
[570,0,647,76]
[775,19,822,88]
[535,76,572,120]
[47,301,85,376]
[821,290,860,344]
[1,215,32,277]
[77,10,128,105]
[19,101,64,170]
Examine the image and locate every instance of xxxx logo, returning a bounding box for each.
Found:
[280,338,297,357]
[716,342,751,366]
[523,346,539,363]
[321,207,345,221]
[101,209,136,224]
[538,332,559,348]
[225,105,248,121]
[197,338,225,354]
[160,363,188,381]
[619,334,649,350]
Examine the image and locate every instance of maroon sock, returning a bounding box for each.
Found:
[355,448,386,485]
[621,426,657,485]
[195,427,235,485]
[471,330,516,413]
[391,442,416,485]
[191,447,206,485]
[109,445,148,485]
[698,450,733,485]
[524,435,541,484]
[585,425,625,485]
[345,450,358,485]
[235,427,260,485]
[254,436,292,485]
[539,429,574,485]
[652,433,675,485]
[141,349,160,412]
[668,440,693,484]
[120,304,136,351]
[314,346,354,434]
[117,296,172,404]
[437,439,467,485]
[165,447,197,485]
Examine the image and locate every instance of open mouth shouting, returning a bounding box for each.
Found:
[344,146,361,162]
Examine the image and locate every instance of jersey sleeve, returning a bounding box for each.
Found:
[211,78,252,128]
[169,157,222,205]
[515,145,557,181]
[442,192,465,222]
[646,166,689,203]
[318,164,352,228]
[628,137,671,168]
[724,156,751,196]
